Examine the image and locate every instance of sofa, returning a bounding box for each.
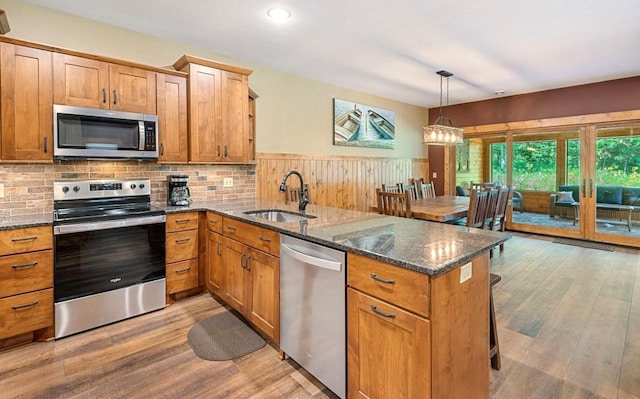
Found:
[549,185,640,227]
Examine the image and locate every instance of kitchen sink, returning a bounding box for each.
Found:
[243,209,316,223]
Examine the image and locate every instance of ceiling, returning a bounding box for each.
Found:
[23,0,640,108]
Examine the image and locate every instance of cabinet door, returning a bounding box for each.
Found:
[206,230,224,296]
[220,70,249,162]
[223,237,249,314]
[246,247,279,342]
[347,288,431,399]
[0,43,52,161]
[108,64,156,114]
[52,53,109,109]
[187,63,222,162]
[156,73,188,163]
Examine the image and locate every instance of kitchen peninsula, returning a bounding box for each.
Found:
[0,199,509,399]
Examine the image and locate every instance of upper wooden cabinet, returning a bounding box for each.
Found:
[173,55,253,163]
[0,43,53,161]
[53,53,156,114]
[156,73,188,163]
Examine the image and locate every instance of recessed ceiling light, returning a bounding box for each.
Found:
[267,7,291,22]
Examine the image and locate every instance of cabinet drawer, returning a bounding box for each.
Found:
[166,230,198,263]
[0,289,53,340]
[167,259,199,294]
[0,250,53,298]
[166,212,199,233]
[0,226,52,256]
[206,211,223,234]
[348,253,430,318]
[223,217,279,256]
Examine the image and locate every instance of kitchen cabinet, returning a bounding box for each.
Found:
[222,217,279,342]
[166,212,199,299]
[205,212,224,296]
[156,73,188,163]
[53,53,156,114]
[0,43,52,161]
[0,226,53,342]
[248,88,257,161]
[173,55,253,163]
[347,252,490,399]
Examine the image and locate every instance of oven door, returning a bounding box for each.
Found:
[53,215,166,303]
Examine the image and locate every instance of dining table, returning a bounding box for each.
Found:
[371,195,470,222]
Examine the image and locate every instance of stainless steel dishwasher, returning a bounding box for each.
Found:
[280,234,346,399]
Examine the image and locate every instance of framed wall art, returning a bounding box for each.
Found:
[333,98,395,149]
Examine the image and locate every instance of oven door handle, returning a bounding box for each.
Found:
[54,215,166,235]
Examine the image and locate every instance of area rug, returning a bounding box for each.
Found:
[553,237,615,252]
[187,311,266,361]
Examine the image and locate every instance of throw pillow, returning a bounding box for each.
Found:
[556,191,574,202]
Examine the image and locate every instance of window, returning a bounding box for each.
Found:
[490,143,506,183]
[512,140,556,191]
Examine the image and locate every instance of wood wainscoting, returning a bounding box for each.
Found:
[256,153,429,213]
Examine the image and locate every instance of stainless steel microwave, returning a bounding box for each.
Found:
[53,105,158,160]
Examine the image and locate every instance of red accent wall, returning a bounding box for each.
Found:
[428,145,445,195]
[428,76,640,127]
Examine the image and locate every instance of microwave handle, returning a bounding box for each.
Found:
[139,122,145,150]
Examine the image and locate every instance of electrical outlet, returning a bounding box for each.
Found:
[432,172,437,178]
[0,183,4,198]
[460,263,472,284]
[223,177,233,188]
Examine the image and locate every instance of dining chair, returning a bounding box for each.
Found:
[483,188,500,229]
[381,184,399,193]
[397,183,418,200]
[465,188,490,228]
[415,181,436,199]
[376,188,412,218]
[488,186,512,254]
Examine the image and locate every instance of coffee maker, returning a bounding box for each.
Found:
[167,175,191,206]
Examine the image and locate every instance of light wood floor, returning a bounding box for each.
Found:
[1,234,639,398]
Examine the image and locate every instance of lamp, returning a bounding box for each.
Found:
[423,70,463,145]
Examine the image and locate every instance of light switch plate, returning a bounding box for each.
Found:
[460,263,472,284]
[432,172,437,178]
[223,177,233,188]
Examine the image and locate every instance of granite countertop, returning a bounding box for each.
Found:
[1,198,510,277]
[161,198,511,277]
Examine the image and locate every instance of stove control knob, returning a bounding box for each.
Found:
[130,184,137,189]
[62,186,69,193]
[139,183,145,189]
[73,186,80,193]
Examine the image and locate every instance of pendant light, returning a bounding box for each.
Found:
[423,70,463,145]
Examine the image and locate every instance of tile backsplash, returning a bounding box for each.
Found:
[0,160,256,217]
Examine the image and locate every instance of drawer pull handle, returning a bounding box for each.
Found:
[175,219,190,224]
[370,273,395,285]
[110,277,122,283]
[209,219,218,225]
[175,238,191,244]
[226,226,237,231]
[12,301,38,310]
[371,305,396,319]
[259,236,271,243]
[11,236,37,242]
[175,267,191,274]
[12,261,38,269]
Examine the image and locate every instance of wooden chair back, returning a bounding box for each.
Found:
[397,183,418,200]
[484,188,500,228]
[381,184,399,193]
[376,188,412,218]
[488,186,512,231]
[466,189,490,228]
[285,184,309,204]
[416,181,436,199]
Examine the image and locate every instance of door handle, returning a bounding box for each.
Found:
[216,242,222,256]
[589,179,594,198]
[113,90,117,105]
[102,88,107,103]
[245,255,251,271]
[44,137,47,154]
[582,178,586,198]
[370,305,396,319]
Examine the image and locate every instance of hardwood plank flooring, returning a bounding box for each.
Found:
[1,234,639,398]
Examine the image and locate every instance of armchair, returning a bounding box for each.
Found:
[512,190,523,213]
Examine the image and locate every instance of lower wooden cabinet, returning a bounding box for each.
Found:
[222,235,280,342]
[165,212,199,300]
[0,289,53,339]
[206,229,224,296]
[347,288,431,399]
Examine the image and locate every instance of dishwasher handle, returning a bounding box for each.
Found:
[281,243,342,272]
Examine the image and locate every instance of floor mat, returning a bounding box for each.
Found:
[187,310,266,361]
[553,237,615,251]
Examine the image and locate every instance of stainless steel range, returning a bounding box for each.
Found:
[53,178,166,338]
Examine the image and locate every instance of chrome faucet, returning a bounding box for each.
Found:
[279,170,309,212]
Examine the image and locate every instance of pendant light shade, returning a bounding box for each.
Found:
[423,70,463,145]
